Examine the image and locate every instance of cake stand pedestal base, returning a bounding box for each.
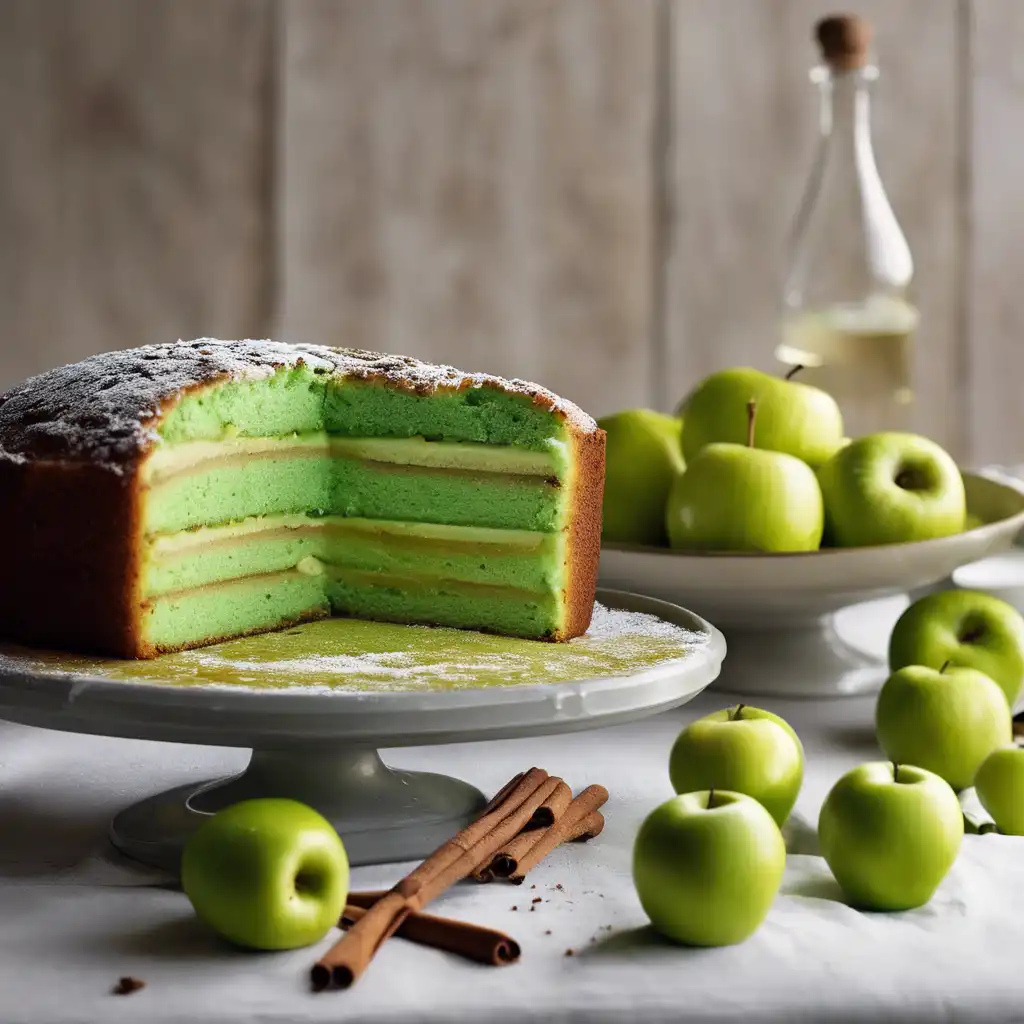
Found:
[109,747,486,872]
[712,615,889,699]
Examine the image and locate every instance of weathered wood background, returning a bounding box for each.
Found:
[0,1,1019,464]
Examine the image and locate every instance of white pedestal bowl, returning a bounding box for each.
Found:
[599,471,1024,699]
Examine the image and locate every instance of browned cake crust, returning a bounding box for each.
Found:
[557,425,606,641]
[0,339,605,657]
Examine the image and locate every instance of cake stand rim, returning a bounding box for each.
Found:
[0,590,725,743]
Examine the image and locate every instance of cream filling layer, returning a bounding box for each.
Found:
[141,433,566,485]
[146,514,551,558]
[147,565,547,604]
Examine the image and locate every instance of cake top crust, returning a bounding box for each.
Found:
[0,339,598,469]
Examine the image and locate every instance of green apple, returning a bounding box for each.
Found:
[668,704,804,826]
[817,432,966,548]
[633,790,785,946]
[680,366,844,467]
[598,409,684,546]
[889,589,1024,707]
[666,402,823,552]
[975,746,1024,835]
[875,663,1012,792]
[818,762,963,912]
[181,798,350,950]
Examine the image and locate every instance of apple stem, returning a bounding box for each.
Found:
[892,762,900,783]
[784,365,804,381]
[939,659,952,674]
[707,787,716,809]
[732,704,746,721]
[746,401,757,448]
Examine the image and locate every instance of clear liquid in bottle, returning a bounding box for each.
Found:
[778,296,918,435]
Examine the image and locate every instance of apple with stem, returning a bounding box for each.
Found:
[668,704,804,826]
[665,400,823,552]
[679,365,844,467]
[818,762,963,912]
[875,659,1012,792]
[888,589,1024,708]
[633,789,785,946]
[182,798,350,950]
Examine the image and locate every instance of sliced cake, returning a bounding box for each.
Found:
[0,340,605,657]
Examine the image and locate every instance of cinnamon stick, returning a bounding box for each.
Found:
[507,786,608,884]
[495,809,605,883]
[480,771,525,813]
[528,779,573,829]
[341,900,520,966]
[472,779,573,882]
[311,768,553,991]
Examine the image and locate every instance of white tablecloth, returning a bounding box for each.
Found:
[2,597,1024,1024]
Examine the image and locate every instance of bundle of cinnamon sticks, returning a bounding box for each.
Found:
[312,768,607,991]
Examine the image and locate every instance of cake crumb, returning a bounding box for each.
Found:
[529,905,536,912]
[510,905,518,912]
[564,948,575,957]
[555,883,564,891]
[544,929,552,935]
[112,977,145,996]
[530,884,536,889]
[532,897,542,904]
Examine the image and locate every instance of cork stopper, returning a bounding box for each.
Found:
[815,14,873,71]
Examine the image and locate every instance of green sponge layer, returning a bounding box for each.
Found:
[325,380,564,450]
[142,455,564,535]
[143,453,331,535]
[143,571,329,651]
[159,365,327,444]
[158,367,566,451]
[326,574,560,640]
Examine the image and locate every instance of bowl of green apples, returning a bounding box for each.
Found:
[597,367,1024,699]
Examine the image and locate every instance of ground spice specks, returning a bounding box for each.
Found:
[112,977,145,996]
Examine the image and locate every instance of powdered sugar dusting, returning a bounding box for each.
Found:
[583,601,701,643]
[0,338,597,468]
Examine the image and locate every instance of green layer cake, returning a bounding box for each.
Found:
[0,340,605,657]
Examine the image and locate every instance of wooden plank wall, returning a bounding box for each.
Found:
[0,1,1019,465]
[0,0,273,384]
[280,0,656,414]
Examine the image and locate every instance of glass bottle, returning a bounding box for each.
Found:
[776,15,917,436]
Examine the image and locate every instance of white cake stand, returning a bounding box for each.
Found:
[0,590,723,870]
[599,471,1024,699]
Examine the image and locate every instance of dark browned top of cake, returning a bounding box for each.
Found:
[0,339,597,470]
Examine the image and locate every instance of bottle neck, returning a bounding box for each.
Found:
[815,66,877,166]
